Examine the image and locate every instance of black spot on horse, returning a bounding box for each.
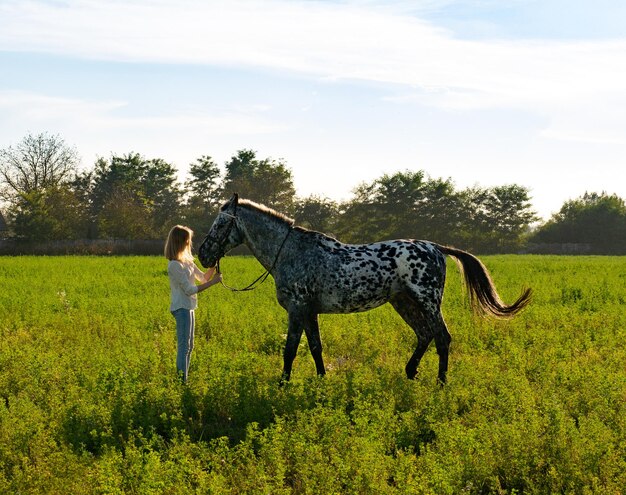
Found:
[381,256,398,269]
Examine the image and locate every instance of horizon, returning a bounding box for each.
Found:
[1,0,625,221]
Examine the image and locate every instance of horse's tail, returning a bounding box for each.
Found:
[435,244,532,318]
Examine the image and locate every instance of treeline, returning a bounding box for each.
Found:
[1,133,625,254]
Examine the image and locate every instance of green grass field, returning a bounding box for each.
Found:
[0,255,625,494]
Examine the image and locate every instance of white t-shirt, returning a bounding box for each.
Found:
[168,259,205,311]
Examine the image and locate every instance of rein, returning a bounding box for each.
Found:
[215,225,292,292]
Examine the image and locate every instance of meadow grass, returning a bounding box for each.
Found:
[0,255,625,494]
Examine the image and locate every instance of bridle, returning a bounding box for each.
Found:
[205,208,292,292]
[201,198,240,260]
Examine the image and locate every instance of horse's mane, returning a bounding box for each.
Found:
[237,199,296,227]
[235,199,342,244]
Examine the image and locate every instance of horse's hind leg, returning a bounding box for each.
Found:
[390,294,434,380]
[303,313,326,377]
[432,312,452,384]
[405,337,433,380]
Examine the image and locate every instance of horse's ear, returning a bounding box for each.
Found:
[232,193,239,205]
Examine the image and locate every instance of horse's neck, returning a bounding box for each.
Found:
[240,209,289,270]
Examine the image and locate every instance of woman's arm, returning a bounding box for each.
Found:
[192,263,207,282]
[192,263,217,283]
[169,261,222,295]
[195,273,222,293]
[203,266,216,282]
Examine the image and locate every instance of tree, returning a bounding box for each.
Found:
[144,158,182,232]
[371,170,428,240]
[8,185,90,241]
[335,170,535,251]
[67,170,97,238]
[186,155,222,209]
[532,192,626,253]
[486,185,538,250]
[459,185,537,252]
[8,192,56,241]
[253,157,296,212]
[335,170,465,244]
[0,209,7,238]
[412,177,464,245]
[0,132,79,202]
[97,188,155,239]
[183,155,223,236]
[0,133,82,240]
[293,195,340,234]
[335,181,380,242]
[337,171,428,242]
[221,149,296,213]
[90,153,181,239]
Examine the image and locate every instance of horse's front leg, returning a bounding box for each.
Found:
[280,311,304,385]
[303,312,325,377]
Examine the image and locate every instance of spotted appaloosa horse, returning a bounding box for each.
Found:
[199,194,531,384]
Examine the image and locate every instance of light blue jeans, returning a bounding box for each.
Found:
[171,308,195,382]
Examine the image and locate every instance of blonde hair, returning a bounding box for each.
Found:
[164,225,194,262]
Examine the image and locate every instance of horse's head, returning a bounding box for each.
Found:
[199,193,243,268]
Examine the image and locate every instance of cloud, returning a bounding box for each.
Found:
[1,0,625,144]
[0,90,283,135]
[0,89,289,178]
[0,90,125,122]
[2,1,624,91]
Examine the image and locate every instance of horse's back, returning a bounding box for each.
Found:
[282,235,446,314]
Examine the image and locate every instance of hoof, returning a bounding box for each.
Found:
[405,368,419,380]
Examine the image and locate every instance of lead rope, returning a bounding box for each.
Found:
[216,227,292,292]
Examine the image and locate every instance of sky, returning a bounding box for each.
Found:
[1,0,625,220]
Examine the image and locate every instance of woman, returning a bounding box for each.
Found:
[164,225,221,382]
